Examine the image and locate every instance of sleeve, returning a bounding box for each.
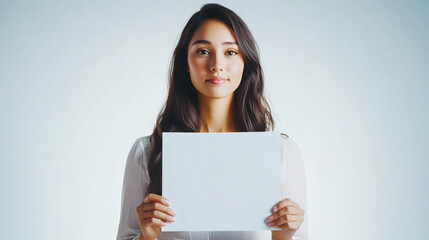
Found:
[116,138,151,240]
[280,136,309,240]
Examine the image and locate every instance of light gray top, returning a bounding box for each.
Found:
[116,134,309,240]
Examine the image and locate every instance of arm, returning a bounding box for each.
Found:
[271,136,309,240]
[116,138,151,240]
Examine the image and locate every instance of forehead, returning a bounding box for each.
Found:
[189,19,237,45]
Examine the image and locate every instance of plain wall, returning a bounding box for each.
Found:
[0,0,428,239]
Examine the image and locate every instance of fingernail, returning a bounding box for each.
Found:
[272,206,278,212]
[169,217,176,222]
[266,216,273,222]
[268,222,274,226]
[164,198,171,205]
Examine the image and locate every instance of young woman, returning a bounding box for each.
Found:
[117,3,308,240]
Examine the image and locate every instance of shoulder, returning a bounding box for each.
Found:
[280,132,304,166]
[280,132,301,153]
[128,135,152,170]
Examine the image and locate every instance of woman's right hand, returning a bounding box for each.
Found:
[136,193,177,240]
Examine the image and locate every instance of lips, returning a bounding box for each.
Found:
[206,77,228,85]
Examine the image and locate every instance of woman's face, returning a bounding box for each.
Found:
[187,19,245,100]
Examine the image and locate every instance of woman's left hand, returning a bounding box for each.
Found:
[266,198,305,240]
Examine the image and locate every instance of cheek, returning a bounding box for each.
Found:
[228,62,244,78]
[188,58,207,74]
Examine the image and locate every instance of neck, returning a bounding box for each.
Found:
[198,94,238,132]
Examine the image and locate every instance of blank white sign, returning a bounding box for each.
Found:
[162,131,282,231]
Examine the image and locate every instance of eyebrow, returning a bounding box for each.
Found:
[191,40,238,46]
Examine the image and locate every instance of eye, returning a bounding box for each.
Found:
[226,50,238,56]
[196,49,210,55]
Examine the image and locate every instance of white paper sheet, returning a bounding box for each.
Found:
[162,131,282,232]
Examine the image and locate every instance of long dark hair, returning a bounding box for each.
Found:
[147,3,274,195]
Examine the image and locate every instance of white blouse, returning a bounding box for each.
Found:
[116,134,309,240]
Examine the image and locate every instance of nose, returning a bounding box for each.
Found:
[210,65,223,72]
[210,54,223,72]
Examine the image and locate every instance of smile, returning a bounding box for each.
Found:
[206,77,228,85]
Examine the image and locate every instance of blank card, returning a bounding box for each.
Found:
[162,131,281,231]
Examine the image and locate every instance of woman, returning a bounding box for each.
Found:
[117,3,308,240]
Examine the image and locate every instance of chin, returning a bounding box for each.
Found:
[199,91,235,100]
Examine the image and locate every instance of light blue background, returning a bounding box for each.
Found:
[0,0,428,239]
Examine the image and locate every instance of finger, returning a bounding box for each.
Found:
[272,198,300,213]
[141,209,176,223]
[267,215,300,228]
[266,206,304,223]
[141,217,167,228]
[278,221,302,231]
[137,212,164,230]
[141,202,177,217]
[142,193,171,206]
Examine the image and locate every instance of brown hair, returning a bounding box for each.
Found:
[147,3,274,195]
